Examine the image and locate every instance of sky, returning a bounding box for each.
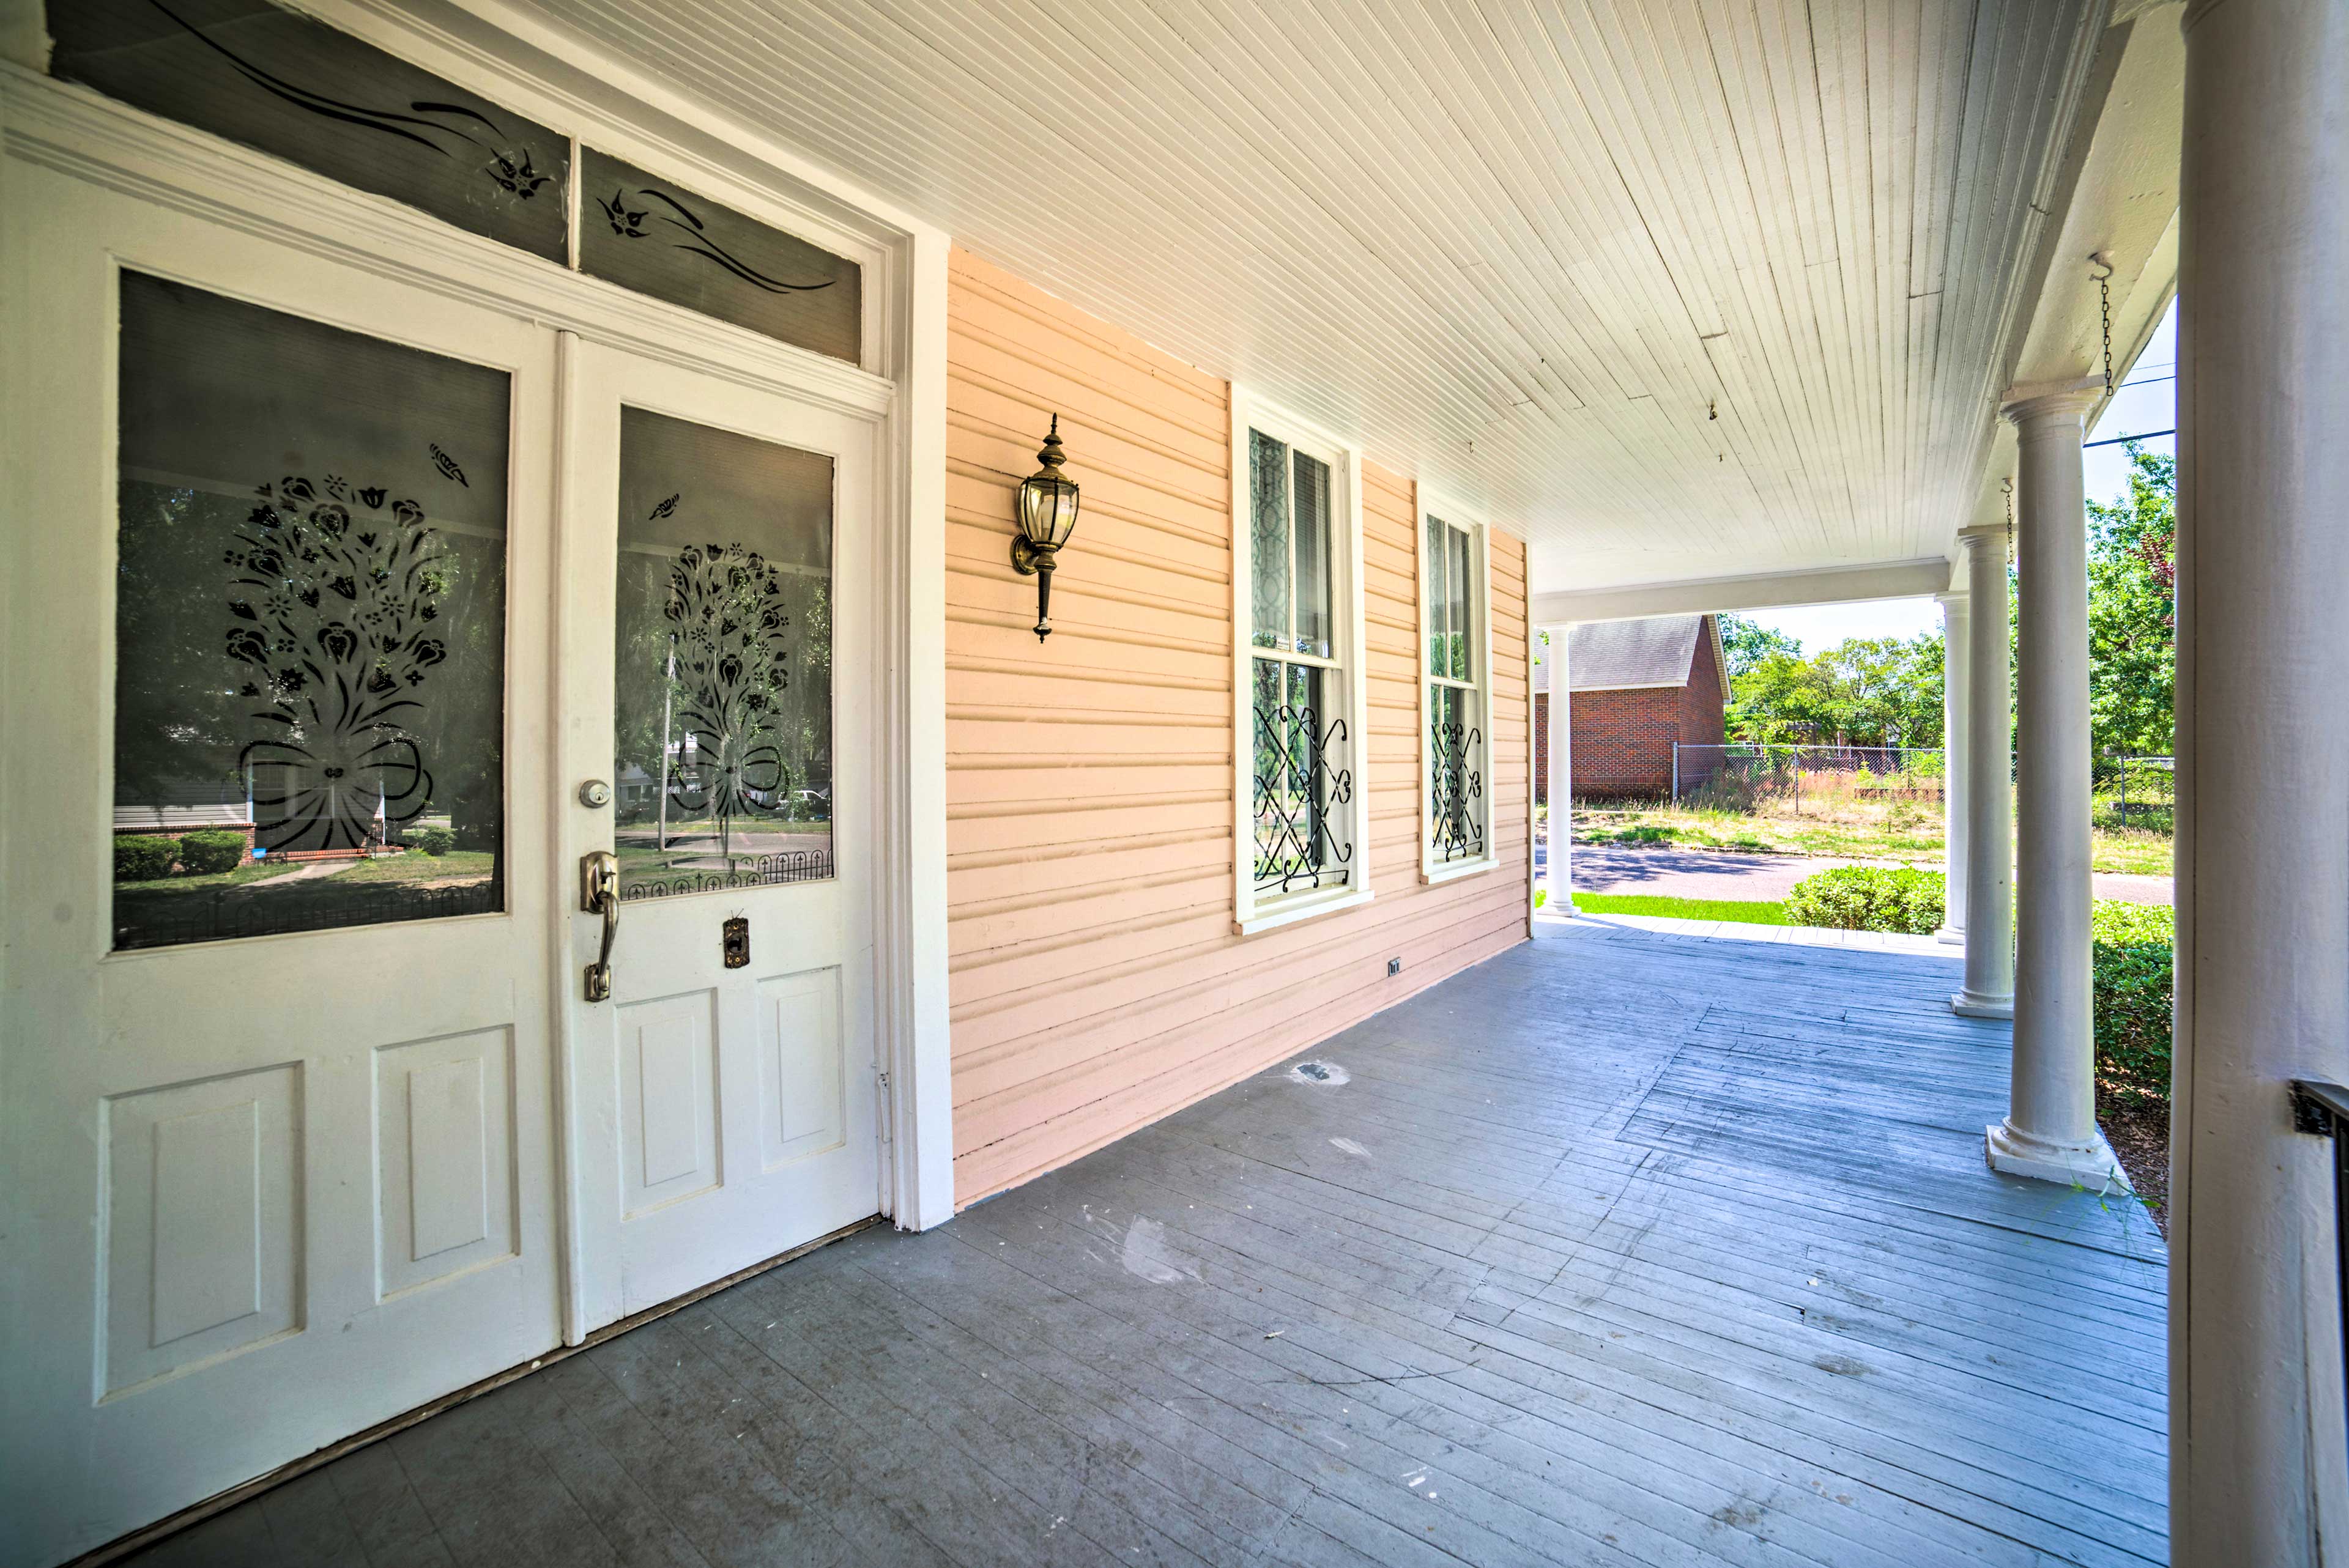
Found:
[1742,301,2178,654]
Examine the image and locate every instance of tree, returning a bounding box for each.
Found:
[2085,442,2176,756]
[1718,613,1803,679]
[1724,632,1944,748]
[1824,634,1945,748]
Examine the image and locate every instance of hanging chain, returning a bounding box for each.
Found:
[2003,477,2016,567]
[2091,254,2115,396]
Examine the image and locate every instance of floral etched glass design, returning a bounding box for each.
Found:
[613,407,834,901]
[50,0,568,262]
[581,149,861,364]
[112,273,508,950]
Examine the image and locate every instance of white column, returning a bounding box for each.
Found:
[1952,528,2014,1018]
[2172,0,2349,1558]
[1935,592,1970,944]
[1986,386,2125,1189]
[1543,626,1571,909]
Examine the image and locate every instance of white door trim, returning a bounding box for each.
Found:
[2,15,952,1226]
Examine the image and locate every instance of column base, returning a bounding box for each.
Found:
[1950,989,2013,1018]
[1934,923,1965,945]
[1984,1120,2134,1193]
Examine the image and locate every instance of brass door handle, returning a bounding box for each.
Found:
[581,850,618,1001]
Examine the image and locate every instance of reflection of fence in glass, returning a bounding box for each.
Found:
[620,849,834,900]
[1669,743,1948,810]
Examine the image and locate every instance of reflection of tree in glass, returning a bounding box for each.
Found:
[663,540,792,860]
[225,473,451,851]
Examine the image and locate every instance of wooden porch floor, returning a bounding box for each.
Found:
[130,919,2168,1568]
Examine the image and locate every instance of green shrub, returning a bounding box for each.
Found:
[2093,899,2174,1107]
[177,830,248,875]
[2092,900,2174,945]
[1783,865,1945,934]
[113,834,178,881]
[406,825,456,856]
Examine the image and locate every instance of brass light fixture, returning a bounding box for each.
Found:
[1011,414,1080,641]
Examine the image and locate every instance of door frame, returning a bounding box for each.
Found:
[1,4,954,1263]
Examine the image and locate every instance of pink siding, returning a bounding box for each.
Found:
[945,248,1532,1207]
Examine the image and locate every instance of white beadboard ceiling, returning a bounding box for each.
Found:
[501,0,2117,593]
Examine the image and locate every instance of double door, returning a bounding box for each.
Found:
[0,173,880,1566]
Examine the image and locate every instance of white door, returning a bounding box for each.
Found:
[0,177,564,1561]
[557,341,882,1334]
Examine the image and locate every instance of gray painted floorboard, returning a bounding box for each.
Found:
[118,920,2167,1567]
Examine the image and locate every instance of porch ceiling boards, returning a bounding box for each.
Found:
[132,921,2165,1567]
[494,0,2105,589]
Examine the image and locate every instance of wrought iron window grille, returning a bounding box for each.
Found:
[1252,697,1354,896]
[1430,716,1485,864]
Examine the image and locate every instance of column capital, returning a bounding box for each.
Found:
[1956,523,2007,557]
[1998,377,2103,428]
[1935,588,1969,607]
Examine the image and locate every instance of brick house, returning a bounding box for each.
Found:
[1534,615,1729,802]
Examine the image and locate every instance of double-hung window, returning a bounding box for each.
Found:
[1233,397,1368,932]
[1421,506,1493,879]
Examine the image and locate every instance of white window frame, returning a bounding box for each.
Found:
[1229,389,1371,935]
[1418,497,1496,884]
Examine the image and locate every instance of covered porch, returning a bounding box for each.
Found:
[133,922,2165,1568]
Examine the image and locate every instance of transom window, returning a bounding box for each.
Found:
[50,0,861,364]
[1234,402,1368,931]
[1422,509,1491,875]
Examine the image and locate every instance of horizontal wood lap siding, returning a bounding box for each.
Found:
[945,248,1531,1206]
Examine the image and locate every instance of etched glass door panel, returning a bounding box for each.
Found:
[614,407,834,900]
[113,273,508,949]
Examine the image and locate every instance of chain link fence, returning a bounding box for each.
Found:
[2093,754,2174,834]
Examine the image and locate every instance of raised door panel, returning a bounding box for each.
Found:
[103,1063,304,1399]
[618,991,722,1217]
[373,1027,517,1299]
[757,966,844,1170]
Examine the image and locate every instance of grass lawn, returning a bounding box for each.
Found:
[333,849,497,883]
[114,861,306,895]
[1568,892,1792,925]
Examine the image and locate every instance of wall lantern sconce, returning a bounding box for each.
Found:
[1011,414,1080,641]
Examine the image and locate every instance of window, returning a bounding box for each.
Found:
[53,0,569,262]
[1233,397,1369,933]
[1421,506,1493,879]
[50,2,863,365]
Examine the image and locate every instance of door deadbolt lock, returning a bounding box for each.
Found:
[577,778,613,808]
[581,850,619,1002]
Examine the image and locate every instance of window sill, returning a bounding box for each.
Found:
[1420,857,1499,887]
[1234,885,1375,937]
